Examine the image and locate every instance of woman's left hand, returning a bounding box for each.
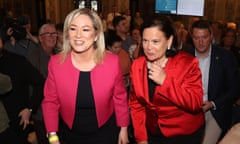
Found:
[118,127,129,144]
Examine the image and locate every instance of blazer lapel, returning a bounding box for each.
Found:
[208,46,219,98]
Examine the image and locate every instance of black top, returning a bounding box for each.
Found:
[148,75,157,102]
[61,71,119,144]
[72,71,98,134]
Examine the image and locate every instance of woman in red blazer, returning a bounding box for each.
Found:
[129,16,205,144]
[42,8,129,144]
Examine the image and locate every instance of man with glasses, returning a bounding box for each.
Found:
[27,23,57,77]
[26,23,57,144]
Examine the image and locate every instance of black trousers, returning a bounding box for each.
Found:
[59,114,119,144]
[8,120,32,144]
[148,124,205,144]
[0,127,23,144]
[33,119,48,144]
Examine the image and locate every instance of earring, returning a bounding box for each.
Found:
[168,46,170,50]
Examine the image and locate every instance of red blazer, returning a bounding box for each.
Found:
[42,52,129,132]
[129,51,204,142]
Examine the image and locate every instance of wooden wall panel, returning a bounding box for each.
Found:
[101,0,129,18]
[225,0,237,21]
[214,0,226,21]
[1,0,240,33]
[59,0,75,23]
[0,0,39,32]
[44,0,74,24]
[204,0,216,20]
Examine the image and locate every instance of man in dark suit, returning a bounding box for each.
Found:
[187,20,239,144]
[0,36,44,143]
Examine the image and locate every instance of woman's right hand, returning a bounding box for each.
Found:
[50,141,60,144]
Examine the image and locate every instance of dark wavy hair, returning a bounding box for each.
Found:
[140,15,178,57]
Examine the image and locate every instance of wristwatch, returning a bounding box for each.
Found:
[47,132,57,138]
[28,108,33,112]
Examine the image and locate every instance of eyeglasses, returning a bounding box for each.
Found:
[40,32,58,37]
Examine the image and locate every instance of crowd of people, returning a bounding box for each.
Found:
[1,5,240,144]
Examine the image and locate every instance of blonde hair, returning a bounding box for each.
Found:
[60,8,105,64]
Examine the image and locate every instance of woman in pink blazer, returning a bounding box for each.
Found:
[42,8,129,144]
[129,16,205,144]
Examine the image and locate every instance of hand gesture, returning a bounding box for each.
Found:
[18,108,31,130]
[147,61,167,85]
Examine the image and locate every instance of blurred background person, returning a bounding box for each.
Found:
[0,33,44,144]
[106,34,131,89]
[112,15,135,54]
[173,20,192,51]
[133,11,144,29]
[98,11,107,33]
[0,44,20,144]
[1,15,39,57]
[211,20,225,46]
[0,73,18,144]
[27,23,57,77]
[18,14,39,44]
[129,28,141,60]
[26,23,57,144]
[106,5,121,32]
[122,9,131,29]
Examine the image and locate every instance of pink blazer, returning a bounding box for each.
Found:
[42,52,129,132]
[129,51,204,142]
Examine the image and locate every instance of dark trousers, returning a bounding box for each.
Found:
[148,124,205,144]
[9,120,32,144]
[0,127,23,144]
[59,115,119,144]
[33,119,48,144]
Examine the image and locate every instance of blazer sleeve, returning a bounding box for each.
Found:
[129,88,148,142]
[113,57,130,127]
[129,59,148,142]
[42,58,60,132]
